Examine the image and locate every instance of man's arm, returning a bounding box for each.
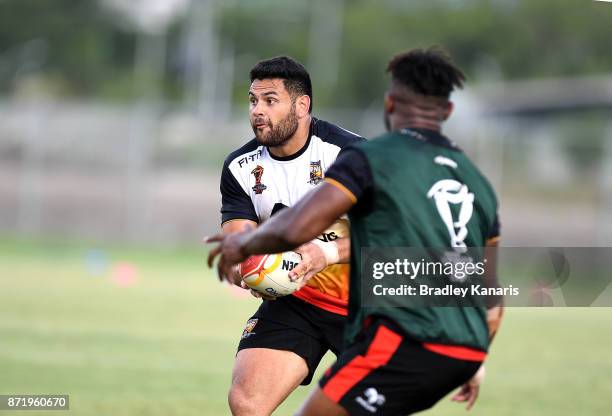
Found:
[217,153,260,286]
[207,183,355,278]
[244,183,354,255]
[452,238,503,411]
[220,219,258,285]
[221,218,350,290]
[484,239,503,342]
[222,219,258,234]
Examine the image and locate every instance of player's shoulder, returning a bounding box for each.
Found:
[354,131,399,154]
[310,117,365,149]
[223,138,263,169]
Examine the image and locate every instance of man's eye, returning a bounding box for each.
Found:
[267,99,275,104]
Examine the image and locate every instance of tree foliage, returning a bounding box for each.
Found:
[1,0,611,107]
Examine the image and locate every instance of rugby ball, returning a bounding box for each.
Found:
[239,251,302,297]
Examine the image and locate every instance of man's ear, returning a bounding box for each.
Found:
[296,95,311,118]
[384,93,394,114]
[443,101,454,121]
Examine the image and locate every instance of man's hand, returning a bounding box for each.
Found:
[452,364,485,410]
[239,280,276,301]
[222,264,242,286]
[205,227,253,282]
[289,241,329,286]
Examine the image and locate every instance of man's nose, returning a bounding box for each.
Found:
[251,101,264,116]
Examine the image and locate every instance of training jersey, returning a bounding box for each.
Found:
[325,128,500,353]
[220,117,364,315]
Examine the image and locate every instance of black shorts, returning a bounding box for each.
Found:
[319,318,482,415]
[237,295,345,385]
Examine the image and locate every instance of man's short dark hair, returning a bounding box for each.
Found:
[387,47,465,98]
[250,56,313,112]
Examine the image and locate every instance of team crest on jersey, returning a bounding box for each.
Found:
[427,179,474,253]
[308,160,323,185]
[241,318,258,339]
[251,165,267,194]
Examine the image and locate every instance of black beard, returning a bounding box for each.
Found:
[253,105,299,147]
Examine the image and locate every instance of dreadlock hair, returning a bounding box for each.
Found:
[386,47,465,98]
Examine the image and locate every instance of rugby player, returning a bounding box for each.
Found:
[208,48,503,415]
[218,56,364,416]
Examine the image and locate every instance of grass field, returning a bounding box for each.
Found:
[1,238,611,415]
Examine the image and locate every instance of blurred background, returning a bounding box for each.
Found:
[1,0,611,415]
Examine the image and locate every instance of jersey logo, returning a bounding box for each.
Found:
[427,179,474,252]
[355,387,386,413]
[308,160,323,185]
[434,155,458,169]
[241,318,258,339]
[251,165,267,194]
[317,231,339,242]
[237,149,263,168]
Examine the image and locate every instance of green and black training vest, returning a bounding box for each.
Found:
[346,129,498,351]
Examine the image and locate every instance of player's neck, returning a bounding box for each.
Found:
[393,118,441,133]
[268,116,312,158]
[388,90,447,133]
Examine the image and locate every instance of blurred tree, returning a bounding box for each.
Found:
[0,0,136,97]
[1,0,611,106]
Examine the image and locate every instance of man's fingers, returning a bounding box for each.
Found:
[261,293,276,300]
[288,262,308,281]
[451,385,470,402]
[203,233,224,244]
[217,256,233,283]
[248,288,276,300]
[452,364,483,410]
[220,260,237,284]
[240,280,268,298]
[216,257,226,282]
[451,392,468,402]
[207,245,222,268]
[451,385,479,410]
[249,289,276,300]
[228,264,242,286]
[466,386,479,410]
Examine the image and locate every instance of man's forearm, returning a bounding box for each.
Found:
[336,237,350,264]
[241,184,353,257]
[483,241,502,344]
[242,230,296,256]
[241,202,324,256]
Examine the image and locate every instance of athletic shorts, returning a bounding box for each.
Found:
[319,318,482,415]
[237,295,345,385]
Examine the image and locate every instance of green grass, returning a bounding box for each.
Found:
[0,239,611,415]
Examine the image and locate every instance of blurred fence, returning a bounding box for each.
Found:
[1,78,611,246]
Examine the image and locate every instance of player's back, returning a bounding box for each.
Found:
[345,128,498,350]
[355,128,497,249]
